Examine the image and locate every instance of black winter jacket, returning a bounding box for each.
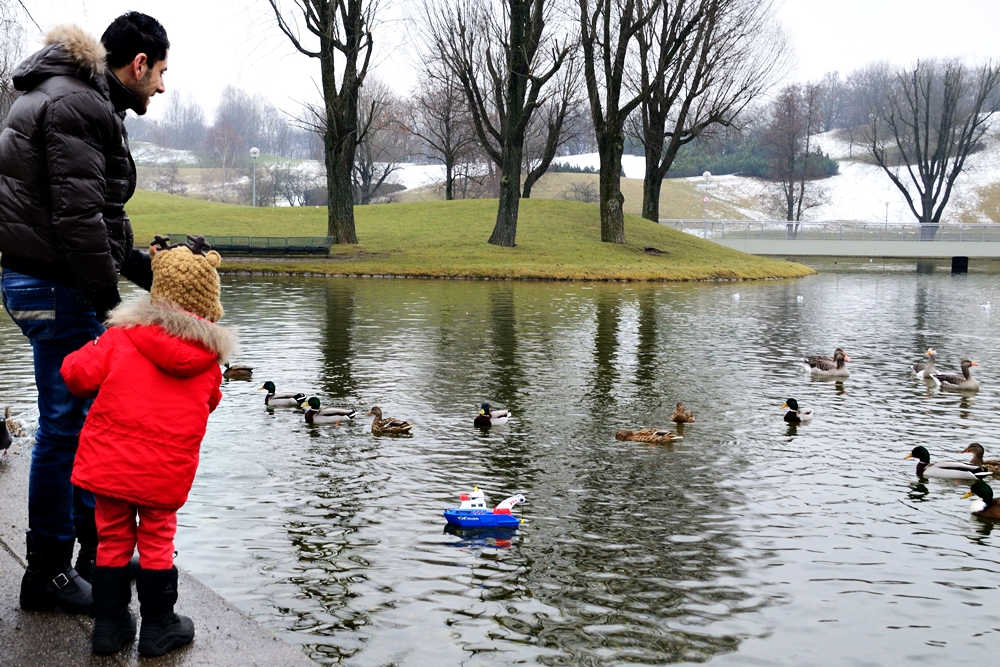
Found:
[0,25,141,300]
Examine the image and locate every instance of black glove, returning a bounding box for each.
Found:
[120,249,153,291]
[87,284,122,323]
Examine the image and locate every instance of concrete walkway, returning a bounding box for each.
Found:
[0,439,316,667]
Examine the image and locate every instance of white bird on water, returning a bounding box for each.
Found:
[982,301,991,311]
[731,293,740,302]
[796,295,804,303]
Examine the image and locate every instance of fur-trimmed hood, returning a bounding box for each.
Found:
[13,25,107,93]
[108,300,238,366]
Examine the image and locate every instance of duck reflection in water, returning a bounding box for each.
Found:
[443,524,518,550]
[908,482,929,502]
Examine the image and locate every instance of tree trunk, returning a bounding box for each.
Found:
[445,160,454,200]
[598,135,626,244]
[325,130,359,244]
[489,142,523,246]
[641,145,663,222]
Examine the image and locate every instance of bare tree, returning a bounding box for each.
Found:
[424,0,571,246]
[402,66,478,200]
[0,0,26,122]
[267,0,379,244]
[761,83,829,227]
[817,71,845,133]
[578,0,705,243]
[635,0,786,222]
[353,79,409,204]
[859,59,1000,238]
[521,57,583,198]
[153,91,207,150]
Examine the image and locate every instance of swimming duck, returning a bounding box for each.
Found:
[474,402,510,427]
[803,347,844,367]
[1,408,11,457]
[905,445,989,480]
[781,398,813,423]
[931,360,980,391]
[615,428,682,443]
[910,348,938,379]
[961,443,1000,474]
[223,363,254,380]
[366,406,413,434]
[804,349,849,378]
[259,381,307,407]
[961,481,1000,519]
[299,397,356,425]
[670,402,695,424]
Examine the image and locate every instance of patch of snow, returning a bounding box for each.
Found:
[552,153,647,179]
[131,142,197,166]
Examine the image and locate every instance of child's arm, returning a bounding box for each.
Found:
[208,367,223,413]
[60,330,116,398]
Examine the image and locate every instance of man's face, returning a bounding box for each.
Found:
[128,51,168,115]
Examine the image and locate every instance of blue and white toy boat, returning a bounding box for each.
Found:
[443,488,525,528]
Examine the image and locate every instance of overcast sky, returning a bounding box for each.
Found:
[22,0,1000,120]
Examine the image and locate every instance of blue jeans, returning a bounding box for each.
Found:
[1,269,104,546]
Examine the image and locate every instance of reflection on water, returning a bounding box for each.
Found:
[3,266,1000,665]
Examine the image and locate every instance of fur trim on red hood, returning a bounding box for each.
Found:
[107,299,238,363]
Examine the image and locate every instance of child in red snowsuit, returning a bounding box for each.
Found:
[61,236,236,657]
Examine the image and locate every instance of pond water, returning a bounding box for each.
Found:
[2,260,1000,666]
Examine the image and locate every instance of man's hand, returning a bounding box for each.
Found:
[87,285,122,323]
[121,249,153,291]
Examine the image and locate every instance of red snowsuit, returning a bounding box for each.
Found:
[61,301,235,569]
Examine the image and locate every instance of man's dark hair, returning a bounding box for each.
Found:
[101,12,169,69]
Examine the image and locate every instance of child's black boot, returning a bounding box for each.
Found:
[19,533,92,614]
[136,566,194,657]
[91,565,136,654]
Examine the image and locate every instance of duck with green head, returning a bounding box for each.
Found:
[961,481,1000,519]
[299,397,356,425]
[474,402,510,427]
[905,445,989,480]
[259,381,307,407]
[781,398,813,423]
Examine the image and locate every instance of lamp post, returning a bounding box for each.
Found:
[250,147,260,207]
[885,200,889,224]
[695,171,717,236]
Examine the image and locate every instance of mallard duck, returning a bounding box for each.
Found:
[615,428,682,443]
[961,481,1000,519]
[4,406,25,439]
[781,398,813,423]
[299,397,356,425]
[905,445,989,480]
[1,408,12,457]
[670,402,695,424]
[223,363,254,380]
[259,381,307,407]
[804,349,849,378]
[910,348,938,378]
[931,359,980,391]
[474,402,510,427]
[961,443,1000,474]
[366,406,413,434]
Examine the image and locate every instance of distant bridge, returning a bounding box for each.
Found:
[659,220,1000,259]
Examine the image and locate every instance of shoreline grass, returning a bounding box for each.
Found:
[128,190,815,282]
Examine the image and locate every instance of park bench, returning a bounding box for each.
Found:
[164,234,332,256]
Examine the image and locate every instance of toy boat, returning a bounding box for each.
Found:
[443,488,525,528]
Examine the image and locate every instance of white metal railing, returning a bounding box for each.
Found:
[659,220,1000,242]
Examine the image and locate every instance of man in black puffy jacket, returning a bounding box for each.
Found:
[0,13,168,615]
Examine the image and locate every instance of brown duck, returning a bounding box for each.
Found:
[366,407,413,435]
[931,359,979,391]
[962,443,1000,474]
[670,402,695,424]
[804,349,850,378]
[615,428,682,443]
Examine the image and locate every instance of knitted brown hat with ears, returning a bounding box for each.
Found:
[148,235,224,322]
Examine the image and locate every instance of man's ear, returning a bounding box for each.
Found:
[130,52,149,80]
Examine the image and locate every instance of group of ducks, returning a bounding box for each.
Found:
[259,380,513,434]
[615,402,695,443]
[781,346,1000,520]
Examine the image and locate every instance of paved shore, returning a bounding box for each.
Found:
[0,438,316,667]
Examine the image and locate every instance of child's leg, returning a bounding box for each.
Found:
[134,506,193,657]
[94,495,137,567]
[91,495,138,654]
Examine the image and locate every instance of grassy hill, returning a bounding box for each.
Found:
[127,190,813,281]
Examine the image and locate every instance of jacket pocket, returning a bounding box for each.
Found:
[1,275,56,340]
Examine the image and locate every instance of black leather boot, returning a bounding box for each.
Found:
[136,567,194,657]
[19,533,93,614]
[91,566,136,654]
[74,512,98,583]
